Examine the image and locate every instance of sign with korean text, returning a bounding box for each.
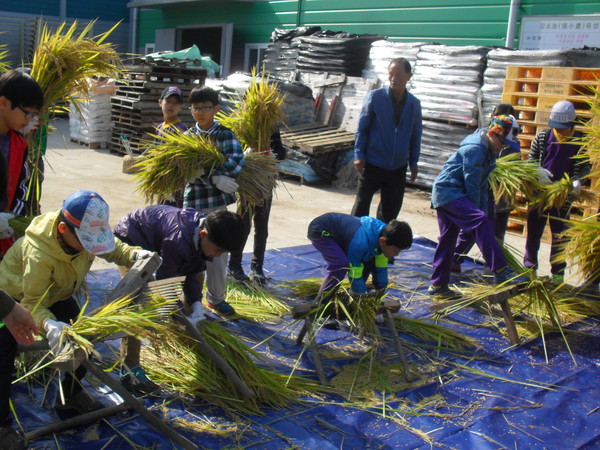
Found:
[519,15,600,50]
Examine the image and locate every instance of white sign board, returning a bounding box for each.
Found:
[519,14,600,50]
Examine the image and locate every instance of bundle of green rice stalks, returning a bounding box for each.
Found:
[225,280,288,321]
[0,44,8,73]
[236,151,279,206]
[141,320,320,414]
[531,173,597,211]
[556,214,600,283]
[489,153,540,201]
[64,295,182,357]
[217,69,286,153]
[134,130,225,203]
[29,20,122,115]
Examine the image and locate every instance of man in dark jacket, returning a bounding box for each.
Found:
[113,206,245,317]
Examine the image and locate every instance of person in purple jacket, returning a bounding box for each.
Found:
[114,206,245,317]
[307,213,413,304]
[524,100,590,282]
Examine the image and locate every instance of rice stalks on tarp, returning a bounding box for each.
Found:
[531,173,597,211]
[217,68,286,153]
[141,320,320,415]
[393,316,477,351]
[134,130,225,203]
[556,214,600,284]
[225,281,288,321]
[489,153,540,201]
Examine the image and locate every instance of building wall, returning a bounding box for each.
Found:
[136,0,600,72]
[1,0,129,22]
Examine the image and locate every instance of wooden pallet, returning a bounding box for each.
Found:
[280,123,355,154]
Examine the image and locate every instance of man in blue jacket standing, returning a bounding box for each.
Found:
[351,58,422,224]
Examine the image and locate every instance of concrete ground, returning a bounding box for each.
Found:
[41,118,559,281]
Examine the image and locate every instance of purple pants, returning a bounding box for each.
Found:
[454,211,511,264]
[432,197,507,287]
[311,236,349,301]
[524,205,569,275]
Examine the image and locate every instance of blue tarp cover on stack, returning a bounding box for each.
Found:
[13,238,600,449]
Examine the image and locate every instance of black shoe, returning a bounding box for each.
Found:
[55,389,105,414]
[228,267,250,282]
[0,426,26,450]
[250,265,267,285]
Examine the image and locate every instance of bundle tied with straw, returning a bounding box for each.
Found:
[134,130,225,203]
[489,153,540,201]
[27,20,123,213]
[217,69,285,205]
[556,213,600,283]
[531,173,597,211]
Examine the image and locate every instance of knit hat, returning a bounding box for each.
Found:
[489,115,521,151]
[159,86,182,102]
[548,100,576,129]
[62,190,115,255]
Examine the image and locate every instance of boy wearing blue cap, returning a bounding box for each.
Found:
[0,190,151,438]
[156,86,186,139]
[429,115,526,299]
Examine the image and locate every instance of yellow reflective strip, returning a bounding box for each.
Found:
[375,253,388,268]
[348,264,363,279]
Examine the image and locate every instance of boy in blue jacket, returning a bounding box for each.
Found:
[429,116,526,299]
[307,213,413,303]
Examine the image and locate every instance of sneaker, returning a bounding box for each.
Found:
[55,389,105,414]
[494,267,528,285]
[249,265,267,285]
[316,318,339,330]
[228,267,250,283]
[428,285,461,300]
[207,300,236,316]
[120,365,160,395]
[0,426,26,450]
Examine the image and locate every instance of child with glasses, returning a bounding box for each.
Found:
[0,69,44,258]
[183,86,244,316]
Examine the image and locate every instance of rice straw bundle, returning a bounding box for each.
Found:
[0,44,8,72]
[141,321,319,414]
[64,295,181,356]
[217,69,286,152]
[225,281,288,320]
[236,151,279,206]
[531,173,597,211]
[29,20,122,114]
[134,130,225,203]
[489,153,540,201]
[556,214,600,283]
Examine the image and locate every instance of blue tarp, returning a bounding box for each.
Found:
[13,237,600,448]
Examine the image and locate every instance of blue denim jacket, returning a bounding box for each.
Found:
[354,87,422,170]
[431,131,496,212]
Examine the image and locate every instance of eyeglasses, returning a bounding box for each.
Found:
[190,105,214,113]
[16,106,39,121]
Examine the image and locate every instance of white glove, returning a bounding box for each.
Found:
[572,180,582,196]
[537,167,553,185]
[212,175,239,194]
[20,115,40,135]
[187,301,207,327]
[0,212,15,239]
[44,319,68,355]
[134,249,155,260]
[244,148,253,156]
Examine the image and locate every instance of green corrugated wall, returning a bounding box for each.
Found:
[137,0,600,57]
